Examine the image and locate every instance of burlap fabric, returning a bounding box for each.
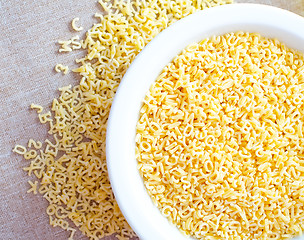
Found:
[1,0,303,239]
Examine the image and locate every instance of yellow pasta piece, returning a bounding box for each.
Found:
[13,144,27,155]
[28,139,42,149]
[71,17,83,32]
[58,40,72,52]
[71,36,82,50]
[27,180,38,194]
[30,103,43,113]
[68,227,77,240]
[24,150,37,160]
[38,111,52,124]
[54,63,69,75]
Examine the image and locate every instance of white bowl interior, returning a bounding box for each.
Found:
[106,3,304,240]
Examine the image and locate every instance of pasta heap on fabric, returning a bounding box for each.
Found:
[13,0,233,239]
[136,32,304,240]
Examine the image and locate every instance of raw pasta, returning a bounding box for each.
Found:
[136,32,304,239]
[14,0,233,239]
[55,64,69,74]
[71,17,83,32]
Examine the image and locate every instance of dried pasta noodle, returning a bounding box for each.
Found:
[13,0,233,239]
[71,17,84,32]
[136,32,304,239]
[55,64,69,75]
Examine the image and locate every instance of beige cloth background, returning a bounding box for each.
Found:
[0,0,303,239]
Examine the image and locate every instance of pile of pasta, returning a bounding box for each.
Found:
[13,0,233,239]
[136,32,304,239]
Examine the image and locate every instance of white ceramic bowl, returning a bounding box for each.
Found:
[106,3,304,240]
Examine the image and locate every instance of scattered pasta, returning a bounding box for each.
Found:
[71,17,83,32]
[14,0,233,239]
[27,180,38,194]
[58,39,72,53]
[136,32,304,239]
[13,145,27,155]
[54,63,69,75]
[70,36,82,50]
[28,139,42,149]
[30,103,43,113]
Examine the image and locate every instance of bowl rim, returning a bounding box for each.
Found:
[106,3,304,240]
